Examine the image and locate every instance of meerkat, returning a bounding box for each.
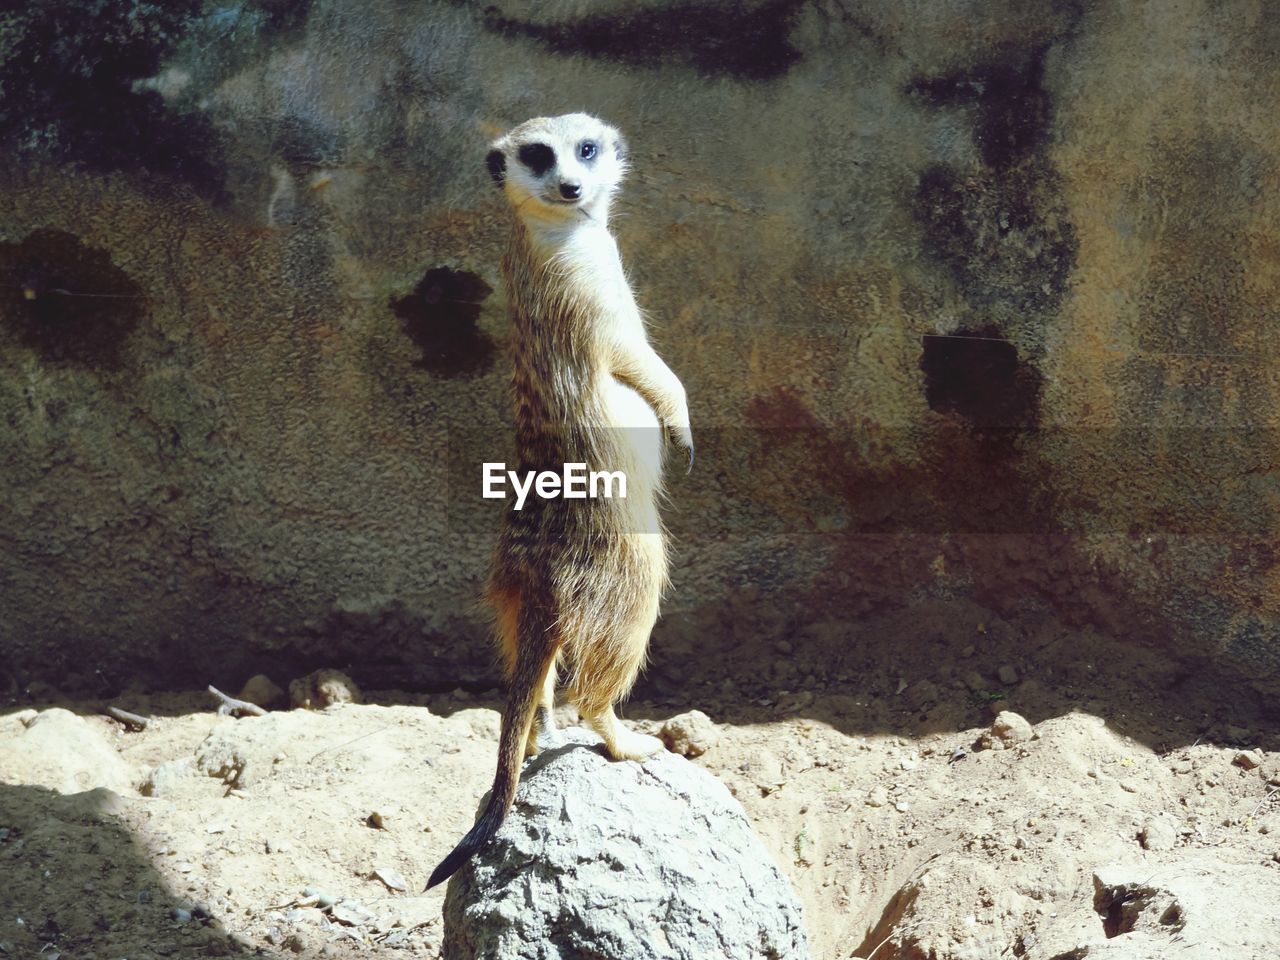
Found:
[426,113,692,889]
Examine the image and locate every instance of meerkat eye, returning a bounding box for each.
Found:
[578,140,598,161]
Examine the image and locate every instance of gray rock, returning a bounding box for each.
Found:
[442,731,809,960]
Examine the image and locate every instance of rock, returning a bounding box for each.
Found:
[659,709,720,758]
[866,785,889,807]
[997,664,1019,685]
[903,680,939,712]
[961,671,987,692]
[373,866,407,891]
[141,757,198,798]
[1138,813,1179,851]
[0,708,137,796]
[238,674,285,708]
[290,669,360,709]
[443,731,809,959]
[981,711,1033,749]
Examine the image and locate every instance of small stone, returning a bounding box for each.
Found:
[984,711,1033,747]
[774,640,793,654]
[172,908,193,923]
[660,710,720,758]
[961,645,975,657]
[330,901,375,926]
[1139,813,1179,851]
[238,674,284,709]
[303,886,336,909]
[367,811,386,829]
[1234,750,1263,771]
[997,664,1019,685]
[894,800,910,813]
[866,786,889,807]
[374,866,407,891]
[962,671,987,692]
[904,680,939,712]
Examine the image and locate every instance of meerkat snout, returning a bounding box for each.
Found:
[559,181,581,200]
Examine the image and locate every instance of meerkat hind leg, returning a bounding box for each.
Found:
[573,616,665,768]
[526,656,559,757]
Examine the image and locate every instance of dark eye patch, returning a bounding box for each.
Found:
[517,142,555,177]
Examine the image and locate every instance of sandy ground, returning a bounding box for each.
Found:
[2,619,1280,959]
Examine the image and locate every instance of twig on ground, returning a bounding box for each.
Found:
[1249,784,1279,820]
[104,705,150,730]
[208,685,267,717]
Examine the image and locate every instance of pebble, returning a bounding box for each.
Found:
[238,674,284,708]
[962,671,987,692]
[984,711,1034,747]
[997,664,1019,685]
[895,800,910,813]
[303,886,337,909]
[660,710,720,758]
[171,908,193,923]
[866,786,889,807]
[374,866,408,891]
[1139,814,1179,851]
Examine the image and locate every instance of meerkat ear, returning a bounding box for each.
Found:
[486,148,506,186]
[612,131,629,164]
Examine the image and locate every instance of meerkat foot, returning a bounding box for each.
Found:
[584,709,663,762]
[525,704,559,757]
[607,729,664,762]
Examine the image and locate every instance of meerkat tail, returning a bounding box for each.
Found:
[425,621,558,890]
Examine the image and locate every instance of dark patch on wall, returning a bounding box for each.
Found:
[0,0,224,198]
[908,45,1078,320]
[0,229,145,369]
[391,267,496,379]
[912,159,1076,318]
[908,47,1053,170]
[480,0,805,81]
[921,326,1042,430]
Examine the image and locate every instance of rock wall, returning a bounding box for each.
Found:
[2,0,1278,696]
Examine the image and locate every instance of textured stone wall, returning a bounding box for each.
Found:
[2,0,1278,696]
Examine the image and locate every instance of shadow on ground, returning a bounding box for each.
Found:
[0,784,249,958]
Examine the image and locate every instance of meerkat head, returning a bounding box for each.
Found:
[486,113,629,225]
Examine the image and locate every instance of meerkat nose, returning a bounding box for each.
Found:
[559,181,582,200]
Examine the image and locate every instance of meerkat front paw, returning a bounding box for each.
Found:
[670,423,694,472]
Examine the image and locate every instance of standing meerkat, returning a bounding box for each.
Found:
[426,114,693,889]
